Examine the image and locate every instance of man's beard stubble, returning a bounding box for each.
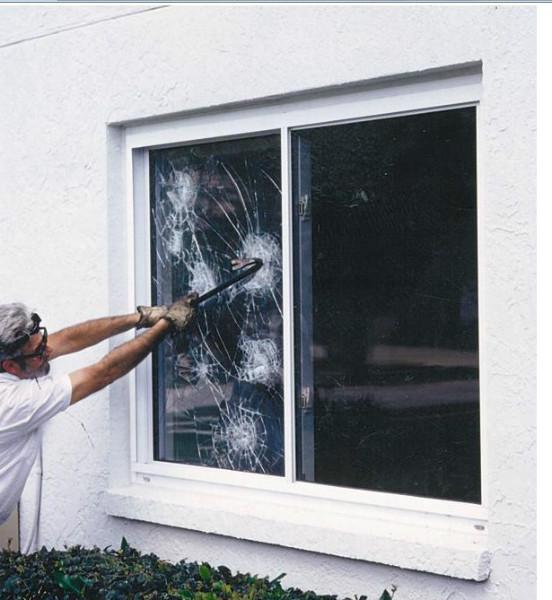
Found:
[23,360,50,378]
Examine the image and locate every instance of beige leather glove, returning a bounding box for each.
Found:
[136,304,169,329]
[164,292,198,331]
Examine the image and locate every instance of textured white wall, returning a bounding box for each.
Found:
[0,5,535,599]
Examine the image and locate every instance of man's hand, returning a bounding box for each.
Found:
[164,293,198,331]
[136,304,169,329]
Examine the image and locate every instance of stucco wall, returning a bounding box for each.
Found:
[0,5,535,599]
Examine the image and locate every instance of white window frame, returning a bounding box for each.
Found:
[107,67,490,581]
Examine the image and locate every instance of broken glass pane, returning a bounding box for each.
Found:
[293,107,480,502]
[150,134,284,476]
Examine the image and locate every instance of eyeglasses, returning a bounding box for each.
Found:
[16,327,48,361]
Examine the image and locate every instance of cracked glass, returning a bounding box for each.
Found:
[292,107,481,502]
[150,134,284,475]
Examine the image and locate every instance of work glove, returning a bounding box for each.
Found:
[163,292,199,331]
[136,304,169,329]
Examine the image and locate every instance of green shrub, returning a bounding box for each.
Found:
[0,538,395,600]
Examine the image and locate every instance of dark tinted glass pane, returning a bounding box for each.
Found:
[150,135,284,475]
[293,108,480,502]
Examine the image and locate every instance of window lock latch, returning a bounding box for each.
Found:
[300,386,312,410]
[298,194,311,218]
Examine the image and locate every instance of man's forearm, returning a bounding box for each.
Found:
[96,319,171,386]
[48,313,140,359]
[69,319,171,404]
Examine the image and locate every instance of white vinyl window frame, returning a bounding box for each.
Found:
[107,66,491,581]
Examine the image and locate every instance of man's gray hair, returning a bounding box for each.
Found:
[0,302,34,362]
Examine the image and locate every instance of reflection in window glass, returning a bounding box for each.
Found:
[150,135,284,475]
[293,108,480,502]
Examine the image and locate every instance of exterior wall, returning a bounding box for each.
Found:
[0,5,535,599]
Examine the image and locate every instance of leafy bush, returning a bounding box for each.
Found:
[0,538,396,600]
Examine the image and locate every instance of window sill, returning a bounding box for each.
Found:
[105,482,490,581]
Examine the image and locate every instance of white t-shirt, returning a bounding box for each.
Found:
[0,372,72,524]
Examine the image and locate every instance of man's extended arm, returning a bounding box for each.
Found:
[67,293,197,405]
[68,318,171,404]
[48,313,141,359]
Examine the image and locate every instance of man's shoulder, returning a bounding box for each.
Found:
[0,374,33,402]
[0,373,21,384]
[0,372,25,392]
[0,373,60,385]
[0,373,71,445]
[0,373,64,399]
[0,373,71,424]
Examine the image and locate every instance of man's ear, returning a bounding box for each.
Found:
[1,359,21,377]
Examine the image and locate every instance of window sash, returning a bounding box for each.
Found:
[291,109,480,503]
[148,136,284,474]
[128,66,486,520]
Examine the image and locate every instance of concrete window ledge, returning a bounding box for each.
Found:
[105,483,491,581]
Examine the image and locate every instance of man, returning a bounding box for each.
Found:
[0,295,197,525]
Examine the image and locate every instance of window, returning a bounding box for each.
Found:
[114,68,489,580]
[146,108,479,503]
